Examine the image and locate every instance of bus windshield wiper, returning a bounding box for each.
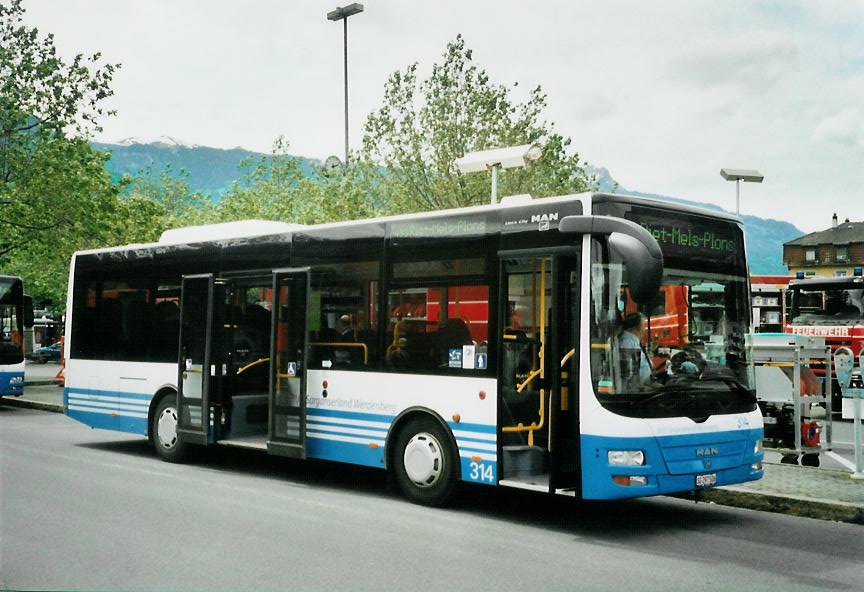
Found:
[698,375,752,391]
[697,376,756,401]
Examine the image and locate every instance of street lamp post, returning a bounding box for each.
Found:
[720,168,764,216]
[455,144,542,204]
[327,3,364,167]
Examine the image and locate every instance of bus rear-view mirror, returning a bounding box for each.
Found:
[559,215,664,305]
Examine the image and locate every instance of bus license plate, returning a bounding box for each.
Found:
[696,473,717,487]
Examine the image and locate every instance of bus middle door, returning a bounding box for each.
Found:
[177,274,226,446]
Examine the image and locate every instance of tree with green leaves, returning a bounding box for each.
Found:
[362,34,593,214]
[119,164,213,239]
[215,136,376,225]
[0,0,121,308]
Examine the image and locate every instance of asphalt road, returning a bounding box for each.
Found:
[2,406,863,592]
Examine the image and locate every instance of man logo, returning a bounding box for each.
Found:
[531,212,558,231]
[696,447,718,457]
[530,213,559,223]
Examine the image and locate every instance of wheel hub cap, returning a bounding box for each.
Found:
[403,432,443,488]
[157,407,178,449]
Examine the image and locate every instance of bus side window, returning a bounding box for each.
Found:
[306,261,379,370]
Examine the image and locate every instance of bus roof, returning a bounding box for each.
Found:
[70,191,740,258]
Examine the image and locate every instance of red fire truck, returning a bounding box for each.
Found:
[786,270,864,413]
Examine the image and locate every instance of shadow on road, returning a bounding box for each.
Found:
[76,439,156,459]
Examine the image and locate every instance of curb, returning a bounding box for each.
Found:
[2,397,64,414]
[682,488,864,525]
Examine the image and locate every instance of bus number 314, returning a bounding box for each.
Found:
[470,461,495,482]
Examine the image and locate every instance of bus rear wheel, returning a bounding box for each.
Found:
[393,417,458,507]
[152,395,188,463]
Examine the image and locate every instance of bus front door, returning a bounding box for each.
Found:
[499,251,581,493]
[177,274,226,446]
[267,269,310,458]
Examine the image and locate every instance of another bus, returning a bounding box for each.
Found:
[63,192,764,505]
[1,275,31,397]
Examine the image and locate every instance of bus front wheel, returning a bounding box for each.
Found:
[152,395,188,463]
[393,417,458,506]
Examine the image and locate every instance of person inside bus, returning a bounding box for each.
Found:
[614,312,652,390]
[385,317,410,368]
[336,314,355,339]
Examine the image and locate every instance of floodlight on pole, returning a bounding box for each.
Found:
[455,144,542,204]
[720,168,764,216]
[327,3,364,166]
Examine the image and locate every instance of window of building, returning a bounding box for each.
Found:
[805,249,816,262]
[836,246,848,261]
[835,270,848,277]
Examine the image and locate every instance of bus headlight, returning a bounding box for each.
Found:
[9,376,23,384]
[607,450,645,466]
[754,439,763,455]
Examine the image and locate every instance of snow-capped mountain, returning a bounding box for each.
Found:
[111,135,201,149]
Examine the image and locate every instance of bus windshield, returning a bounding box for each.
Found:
[791,285,864,325]
[589,239,755,419]
[0,277,25,366]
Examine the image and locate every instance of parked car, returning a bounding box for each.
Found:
[27,342,61,363]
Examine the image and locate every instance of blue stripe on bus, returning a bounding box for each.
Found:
[66,407,148,436]
[448,421,496,434]
[308,407,495,435]
[452,434,495,445]
[64,387,153,401]
[306,407,395,424]
[306,435,385,468]
[306,416,389,433]
[457,444,496,455]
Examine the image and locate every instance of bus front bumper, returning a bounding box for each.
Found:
[581,429,764,500]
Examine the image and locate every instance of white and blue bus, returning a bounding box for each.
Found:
[1,275,30,397]
[64,193,763,505]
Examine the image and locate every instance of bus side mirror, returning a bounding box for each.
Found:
[23,296,34,328]
[559,215,664,305]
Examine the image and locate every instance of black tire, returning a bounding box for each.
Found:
[801,453,820,467]
[152,394,188,463]
[780,454,799,465]
[392,416,459,507]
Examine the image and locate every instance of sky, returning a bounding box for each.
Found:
[21,0,864,232]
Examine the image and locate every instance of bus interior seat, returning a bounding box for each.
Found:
[438,318,473,348]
